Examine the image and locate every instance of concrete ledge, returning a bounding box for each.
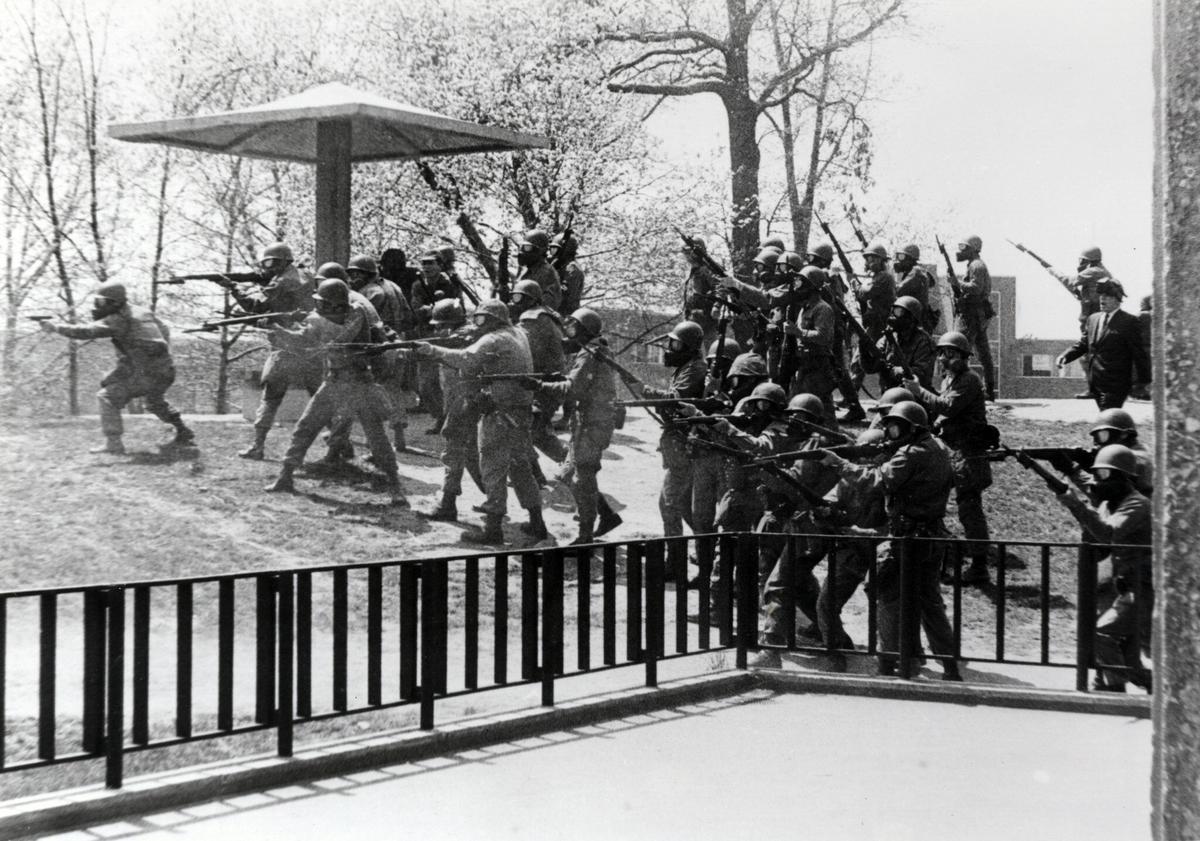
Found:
[0,672,755,840]
[755,668,1152,718]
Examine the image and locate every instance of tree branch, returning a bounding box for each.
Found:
[601,29,728,54]
[607,80,727,97]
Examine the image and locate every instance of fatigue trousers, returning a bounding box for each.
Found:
[562,422,614,539]
[955,309,996,393]
[1094,563,1153,689]
[531,406,569,464]
[440,407,483,498]
[793,361,839,430]
[658,434,695,537]
[479,407,541,518]
[951,450,992,560]
[98,366,182,438]
[849,325,885,388]
[689,449,724,536]
[417,360,444,419]
[709,483,763,589]
[815,538,878,650]
[254,350,324,432]
[283,376,397,475]
[760,519,823,640]
[876,537,956,665]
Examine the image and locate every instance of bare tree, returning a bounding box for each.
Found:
[602,0,902,273]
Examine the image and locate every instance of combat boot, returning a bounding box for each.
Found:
[962,557,991,587]
[422,495,458,522]
[595,496,623,537]
[239,429,268,460]
[89,436,125,455]
[384,473,409,508]
[393,424,407,454]
[265,465,296,493]
[463,515,505,545]
[172,425,196,447]
[521,508,549,541]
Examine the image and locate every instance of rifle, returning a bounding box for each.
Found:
[617,396,731,414]
[934,236,963,315]
[1000,446,1070,495]
[26,314,54,322]
[677,413,759,430]
[750,441,889,465]
[473,371,566,383]
[784,414,857,444]
[694,437,833,510]
[449,270,481,308]
[332,333,477,354]
[883,328,916,381]
[576,341,644,394]
[847,214,870,250]
[1006,239,1054,270]
[160,271,260,287]
[675,227,729,278]
[814,210,863,295]
[986,446,1094,471]
[494,235,512,303]
[183,310,301,333]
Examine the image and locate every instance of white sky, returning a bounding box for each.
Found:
[644,0,1154,339]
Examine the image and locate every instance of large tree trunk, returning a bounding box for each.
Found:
[725,97,761,278]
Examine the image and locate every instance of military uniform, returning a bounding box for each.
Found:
[1051,264,1111,329]
[539,343,618,541]
[874,325,936,391]
[558,261,585,317]
[850,268,896,389]
[642,356,708,537]
[410,271,462,420]
[517,261,562,313]
[232,266,324,439]
[955,257,997,397]
[52,303,191,447]
[895,265,937,331]
[517,305,568,467]
[357,275,415,445]
[433,339,485,513]
[791,296,838,427]
[683,264,722,342]
[423,317,543,526]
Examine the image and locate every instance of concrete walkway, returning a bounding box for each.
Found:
[38,689,1151,841]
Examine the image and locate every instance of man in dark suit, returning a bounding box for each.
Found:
[1057,279,1150,409]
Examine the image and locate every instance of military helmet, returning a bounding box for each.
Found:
[959,235,983,252]
[682,235,707,254]
[347,254,378,276]
[807,243,834,262]
[313,278,350,308]
[728,352,768,379]
[762,235,787,252]
[258,242,294,264]
[95,281,127,304]
[473,298,511,325]
[754,248,782,267]
[316,262,348,281]
[893,295,923,318]
[663,320,704,352]
[896,244,921,261]
[1091,408,1136,434]
[1080,246,1103,262]
[511,279,544,303]
[749,382,787,408]
[873,386,914,414]
[884,400,929,429]
[567,307,602,340]
[1089,444,1138,477]
[437,245,456,266]
[706,337,743,361]
[786,392,824,420]
[429,299,466,326]
[798,265,828,288]
[523,230,550,252]
[936,330,972,357]
[864,242,889,260]
[779,251,806,272]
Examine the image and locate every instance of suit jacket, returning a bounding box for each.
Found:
[1062,308,1150,396]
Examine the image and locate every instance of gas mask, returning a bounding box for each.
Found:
[1090,470,1129,503]
[663,340,691,368]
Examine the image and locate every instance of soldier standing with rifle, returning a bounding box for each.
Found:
[532,308,623,544]
[893,245,938,332]
[232,242,322,460]
[264,278,407,506]
[849,242,896,397]
[515,230,562,313]
[951,235,998,402]
[902,331,994,586]
[680,235,722,342]
[411,300,546,545]
[806,240,868,424]
[869,296,936,391]
[39,282,195,454]
[1010,241,1111,331]
[509,279,568,482]
[550,231,585,317]
[786,266,840,429]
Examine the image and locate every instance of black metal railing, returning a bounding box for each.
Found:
[0,532,1144,789]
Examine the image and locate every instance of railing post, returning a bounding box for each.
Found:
[736,534,757,669]
[105,587,125,790]
[82,590,106,755]
[277,573,294,758]
[255,575,277,725]
[419,561,437,730]
[1075,542,1098,691]
[38,594,56,762]
[542,551,563,706]
[644,542,663,688]
[897,538,916,680]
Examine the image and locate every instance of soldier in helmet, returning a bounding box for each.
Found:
[1047,444,1152,693]
[532,307,623,543]
[411,299,546,545]
[347,254,415,451]
[807,242,868,423]
[868,295,936,391]
[849,241,897,403]
[820,401,962,680]
[509,279,568,480]
[903,331,994,585]
[422,299,486,522]
[953,235,998,401]
[867,386,917,430]
[549,231,585,317]
[264,277,407,505]
[681,235,722,341]
[409,251,461,426]
[1042,245,1112,330]
[785,264,840,428]
[436,245,474,306]
[638,320,708,539]
[1056,278,1150,410]
[39,282,195,454]
[516,230,562,313]
[231,242,323,460]
[893,244,938,332]
[379,247,422,303]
